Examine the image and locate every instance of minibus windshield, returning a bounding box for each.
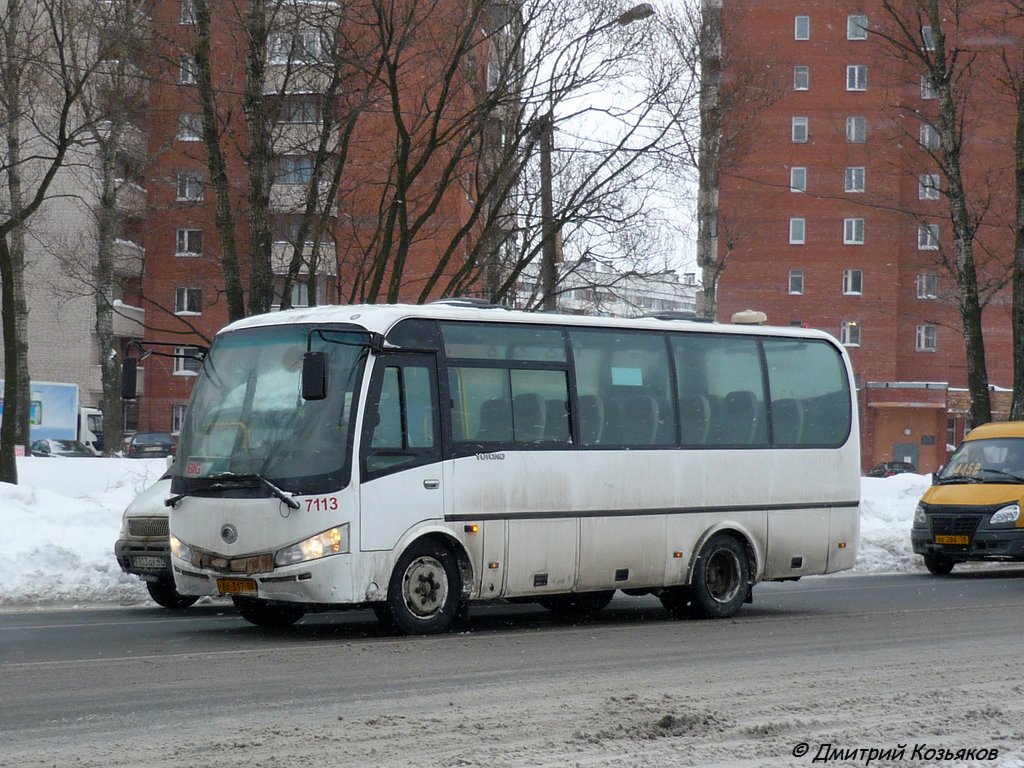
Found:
[937,437,1024,484]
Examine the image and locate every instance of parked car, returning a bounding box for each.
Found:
[114,474,199,608]
[866,461,918,477]
[30,439,95,458]
[126,432,176,458]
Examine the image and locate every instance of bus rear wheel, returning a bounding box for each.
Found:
[689,533,749,619]
[923,554,955,575]
[538,590,615,616]
[384,540,462,635]
[232,596,306,628]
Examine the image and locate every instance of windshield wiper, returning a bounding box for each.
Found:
[978,467,1024,484]
[166,472,300,509]
[935,475,984,485]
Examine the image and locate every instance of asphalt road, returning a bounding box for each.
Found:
[3,570,1024,767]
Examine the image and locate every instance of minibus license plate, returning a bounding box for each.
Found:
[132,555,165,570]
[934,535,969,545]
[217,578,257,595]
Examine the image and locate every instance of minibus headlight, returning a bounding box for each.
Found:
[989,504,1020,526]
[170,534,193,563]
[913,504,927,527]
[275,525,350,567]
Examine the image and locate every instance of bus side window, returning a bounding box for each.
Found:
[364,361,439,476]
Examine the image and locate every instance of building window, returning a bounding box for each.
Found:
[178,113,203,142]
[919,173,940,200]
[175,287,202,314]
[921,74,938,99]
[840,320,861,347]
[793,66,809,91]
[789,269,804,295]
[920,123,940,149]
[792,116,809,143]
[277,95,321,124]
[921,25,936,51]
[176,172,203,201]
[267,30,330,65]
[274,154,315,184]
[917,272,938,299]
[790,218,806,244]
[173,346,203,375]
[918,223,939,250]
[179,55,197,85]
[846,65,868,91]
[844,218,865,245]
[916,324,937,352]
[790,167,807,192]
[843,269,863,295]
[171,404,187,434]
[795,15,810,40]
[180,0,196,25]
[845,166,865,193]
[847,15,868,40]
[176,228,203,256]
[846,116,866,143]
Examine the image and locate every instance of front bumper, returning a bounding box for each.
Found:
[911,526,1024,562]
[115,538,172,582]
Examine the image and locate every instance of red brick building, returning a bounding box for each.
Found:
[705,1,1020,472]
[131,0,496,435]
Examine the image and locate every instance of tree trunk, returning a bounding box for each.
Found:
[95,135,125,454]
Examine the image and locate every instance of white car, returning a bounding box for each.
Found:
[114,475,198,608]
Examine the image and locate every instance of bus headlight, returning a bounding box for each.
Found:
[989,504,1020,526]
[170,533,193,563]
[275,525,350,567]
[913,504,927,527]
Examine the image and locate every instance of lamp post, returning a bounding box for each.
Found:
[539,3,656,311]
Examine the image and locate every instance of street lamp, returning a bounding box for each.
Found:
[539,3,656,311]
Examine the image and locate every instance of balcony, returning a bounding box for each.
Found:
[271,122,338,155]
[112,300,145,339]
[97,121,147,162]
[269,180,332,213]
[263,64,332,96]
[114,180,147,218]
[90,363,144,397]
[271,240,337,276]
[112,238,145,279]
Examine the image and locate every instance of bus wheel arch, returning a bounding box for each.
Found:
[383,534,468,635]
[687,528,756,619]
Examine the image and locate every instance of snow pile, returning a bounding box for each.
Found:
[0,457,931,605]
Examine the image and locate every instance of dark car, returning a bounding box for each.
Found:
[866,460,918,477]
[30,439,96,457]
[126,432,176,458]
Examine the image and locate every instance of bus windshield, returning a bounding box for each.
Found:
[172,323,367,496]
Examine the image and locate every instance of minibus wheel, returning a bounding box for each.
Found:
[232,596,306,628]
[146,580,199,609]
[689,533,749,619]
[385,540,462,635]
[923,554,955,575]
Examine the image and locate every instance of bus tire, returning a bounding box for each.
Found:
[146,580,200,609]
[689,533,749,619]
[232,596,306,628]
[385,540,462,635]
[538,590,615,616]
[923,554,955,575]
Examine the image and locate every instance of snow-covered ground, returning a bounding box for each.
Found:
[0,457,932,605]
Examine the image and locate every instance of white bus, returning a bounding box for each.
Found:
[164,302,860,632]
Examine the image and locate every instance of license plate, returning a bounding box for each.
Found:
[935,535,970,545]
[132,555,166,570]
[217,578,257,596]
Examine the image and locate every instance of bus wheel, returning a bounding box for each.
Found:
[538,590,615,616]
[385,540,462,635]
[923,554,955,575]
[232,596,306,628]
[689,533,749,619]
[146,580,200,609]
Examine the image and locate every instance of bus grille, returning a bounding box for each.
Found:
[127,517,170,538]
[930,514,982,537]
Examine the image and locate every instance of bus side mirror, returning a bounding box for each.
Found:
[302,352,327,401]
[122,357,138,400]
